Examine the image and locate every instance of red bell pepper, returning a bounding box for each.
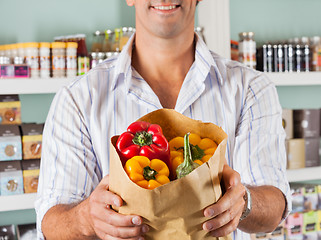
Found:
[116,121,171,169]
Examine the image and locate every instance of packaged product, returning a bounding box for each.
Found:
[282,109,293,139]
[110,109,229,240]
[0,125,22,161]
[20,123,44,160]
[285,213,303,236]
[304,185,319,211]
[0,95,21,125]
[291,185,305,213]
[17,223,37,240]
[286,139,305,169]
[0,160,23,196]
[293,109,320,139]
[0,224,16,240]
[250,223,285,240]
[22,159,40,193]
[317,185,321,210]
[303,211,318,234]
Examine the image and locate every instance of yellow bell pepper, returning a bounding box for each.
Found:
[124,156,170,189]
[169,133,218,177]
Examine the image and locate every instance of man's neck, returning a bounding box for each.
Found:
[131,30,196,109]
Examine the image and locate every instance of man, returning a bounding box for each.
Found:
[36,0,291,239]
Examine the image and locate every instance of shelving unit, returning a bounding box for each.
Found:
[287,166,321,182]
[0,193,36,212]
[267,72,321,86]
[0,77,73,94]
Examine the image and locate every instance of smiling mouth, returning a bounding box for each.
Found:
[151,5,180,11]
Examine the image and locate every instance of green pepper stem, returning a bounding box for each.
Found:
[184,133,193,166]
[176,132,200,179]
[143,166,158,181]
[132,131,153,146]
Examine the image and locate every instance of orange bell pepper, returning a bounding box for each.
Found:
[169,133,217,177]
[124,156,170,189]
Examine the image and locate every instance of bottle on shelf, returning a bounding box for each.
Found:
[91,31,104,52]
[76,34,90,76]
[39,42,51,78]
[66,42,78,78]
[24,42,40,78]
[51,42,66,78]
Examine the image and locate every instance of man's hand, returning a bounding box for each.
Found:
[42,175,149,240]
[202,164,246,237]
[85,175,149,239]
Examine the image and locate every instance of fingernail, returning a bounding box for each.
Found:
[205,209,214,217]
[132,216,142,225]
[142,225,149,233]
[205,222,213,231]
[113,198,120,207]
[138,237,144,240]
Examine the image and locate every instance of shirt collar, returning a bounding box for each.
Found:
[194,33,224,86]
[110,32,224,91]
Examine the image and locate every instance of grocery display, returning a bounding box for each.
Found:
[0,96,42,197]
[232,34,321,73]
[282,108,321,169]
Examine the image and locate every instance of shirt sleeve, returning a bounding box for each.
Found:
[232,71,292,219]
[35,86,100,239]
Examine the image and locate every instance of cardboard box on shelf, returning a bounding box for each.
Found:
[20,123,44,160]
[286,139,305,169]
[303,211,318,234]
[22,159,40,193]
[0,95,21,125]
[0,224,16,240]
[304,138,320,168]
[0,160,23,196]
[17,223,37,240]
[0,125,22,161]
[293,109,320,139]
[283,109,293,139]
[291,185,305,213]
[304,185,319,212]
[286,213,303,236]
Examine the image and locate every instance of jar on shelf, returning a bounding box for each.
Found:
[238,32,256,69]
[310,36,321,72]
[113,28,122,52]
[119,27,131,51]
[66,42,78,78]
[25,42,40,78]
[91,31,104,52]
[10,44,19,64]
[103,29,114,52]
[51,42,66,78]
[76,34,90,76]
[39,42,51,78]
[90,52,106,69]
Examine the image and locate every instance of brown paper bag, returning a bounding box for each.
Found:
[109,109,230,240]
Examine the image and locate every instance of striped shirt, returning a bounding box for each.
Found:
[35,34,292,240]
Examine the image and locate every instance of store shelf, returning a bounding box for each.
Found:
[0,77,73,94]
[286,166,321,182]
[267,72,321,86]
[0,193,37,212]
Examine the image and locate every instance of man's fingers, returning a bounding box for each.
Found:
[94,220,148,240]
[208,214,241,237]
[222,164,241,189]
[203,197,243,231]
[204,183,245,218]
